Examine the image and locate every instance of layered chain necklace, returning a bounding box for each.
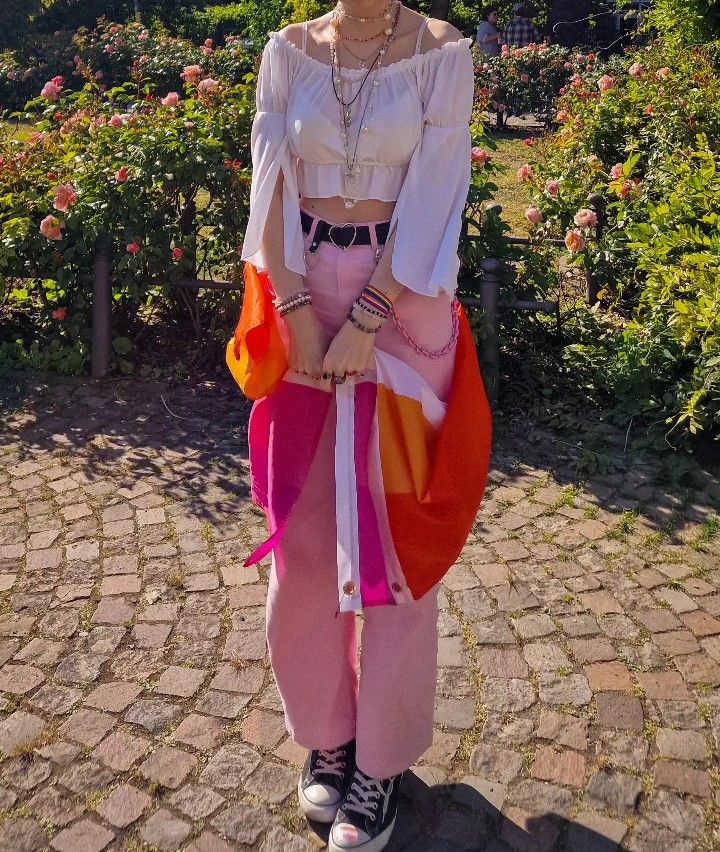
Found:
[330,0,402,209]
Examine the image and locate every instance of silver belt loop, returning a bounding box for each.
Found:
[369,223,382,265]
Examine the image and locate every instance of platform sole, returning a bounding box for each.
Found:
[297,777,342,824]
[327,816,396,852]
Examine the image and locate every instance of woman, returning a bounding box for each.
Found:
[476,7,502,57]
[238,2,492,850]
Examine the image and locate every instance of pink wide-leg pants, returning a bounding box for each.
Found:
[265,208,456,779]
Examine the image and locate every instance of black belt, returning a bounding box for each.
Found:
[301,210,391,252]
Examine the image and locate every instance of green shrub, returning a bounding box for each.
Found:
[523,41,720,447]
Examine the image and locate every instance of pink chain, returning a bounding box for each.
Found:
[390,298,460,359]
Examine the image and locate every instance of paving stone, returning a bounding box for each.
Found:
[84,680,142,712]
[0,818,48,852]
[156,664,207,697]
[538,673,592,706]
[96,783,152,828]
[240,708,287,749]
[509,779,574,817]
[655,699,704,729]
[124,698,182,733]
[30,683,83,715]
[139,745,197,789]
[656,728,707,762]
[644,788,704,838]
[597,731,649,771]
[0,663,45,694]
[244,760,297,803]
[93,730,151,770]
[172,712,227,751]
[569,637,617,663]
[566,811,628,851]
[481,678,535,712]
[561,614,600,636]
[58,708,115,747]
[654,760,711,797]
[472,616,516,644]
[260,826,315,852]
[196,689,251,719]
[58,760,114,794]
[211,802,274,844]
[635,609,682,633]
[636,671,690,700]
[535,710,589,750]
[625,820,694,852]
[585,770,642,815]
[522,642,571,672]
[673,652,720,686]
[200,743,262,789]
[452,775,507,813]
[420,729,461,765]
[434,697,476,728]
[50,818,115,852]
[513,613,556,639]
[55,652,108,684]
[139,808,191,851]
[476,648,528,678]
[15,637,66,668]
[468,743,523,783]
[652,630,701,656]
[169,783,226,820]
[654,588,698,614]
[131,622,172,648]
[500,806,559,852]
[28,784,85,827]
[584,661,634,692]
[492,584,539,612]
[91,597,135,625]
[531,746,586,787]
[186,831,235,852]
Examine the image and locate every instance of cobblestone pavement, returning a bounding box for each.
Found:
[0,375,719,852]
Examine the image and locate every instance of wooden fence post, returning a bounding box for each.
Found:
[480,257,501,407]
[91,244,111,380]
[585,192,606,305]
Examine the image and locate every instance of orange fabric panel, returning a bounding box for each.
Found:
[226,263,288,401]
[375,388,435,496]
[383,306,493,600]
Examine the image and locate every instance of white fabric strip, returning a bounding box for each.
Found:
[373,350,446,428]
[335,381,362,612]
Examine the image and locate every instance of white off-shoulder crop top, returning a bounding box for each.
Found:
[240,21,475,298]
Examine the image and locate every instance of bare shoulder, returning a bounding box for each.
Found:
[277,22,304,49]
[423,17,466,49]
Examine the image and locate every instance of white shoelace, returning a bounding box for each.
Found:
[312,747,347,779]
[343,771,383,819]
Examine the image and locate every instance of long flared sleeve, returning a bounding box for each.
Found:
[241,34,305,276]
[389,39,475,298]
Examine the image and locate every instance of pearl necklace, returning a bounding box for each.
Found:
[330,1,401,209]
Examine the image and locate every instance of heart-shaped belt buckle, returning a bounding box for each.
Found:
[328,223,358,252]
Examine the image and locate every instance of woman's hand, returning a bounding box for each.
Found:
[283,307,330,380]
[322,318,378,382]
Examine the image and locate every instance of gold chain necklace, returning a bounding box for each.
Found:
[336,0,393,22]
[330,1,401,208]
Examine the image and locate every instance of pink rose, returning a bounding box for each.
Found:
[202,46,213,56]
[53,183,77,212]
[620,182,632,199]
[7,70,17,81]
[628,62,644,78]
[138,31,149,41]
[563,62,572,70]
[564,228,585,253]
[525,206,543,225]
[115,167,129,183]
[517,164,532,181]
[127,241,140,254]
[95,70,104,79]
[656,67,671,79]
[40,80,62,100]
[52,307,67,321]
[574,208,598,229]
[598,74,615,92]
[40,215,64,241]
[520,73,529,83]
[52,75,64,86]
[644,104,655,115]
[104,45,115,54]
[161,91,179,106]
[181,65,203,84]
[610,163,624,180]
[556,109,569,122]
[197,78,219,95]
[172,247,184,261]
[471,147,491,166]
[109,114,125,127]
[586,154,601,168]
[545,179,560,196]
[204,38,214,47]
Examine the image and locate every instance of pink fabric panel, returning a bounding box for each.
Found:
[353,380,394,607]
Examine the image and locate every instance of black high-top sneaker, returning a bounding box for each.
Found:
[328,767,403,852]
[298,739,356,823]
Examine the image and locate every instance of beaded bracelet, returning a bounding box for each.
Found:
[347,310,381,334]
[277,294,312,317]
[354,284,393,320]
[273,286,311,311]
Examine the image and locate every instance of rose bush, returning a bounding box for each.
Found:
[473,42,581,125]
[520,41,720,448]
[0,61,254,374]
